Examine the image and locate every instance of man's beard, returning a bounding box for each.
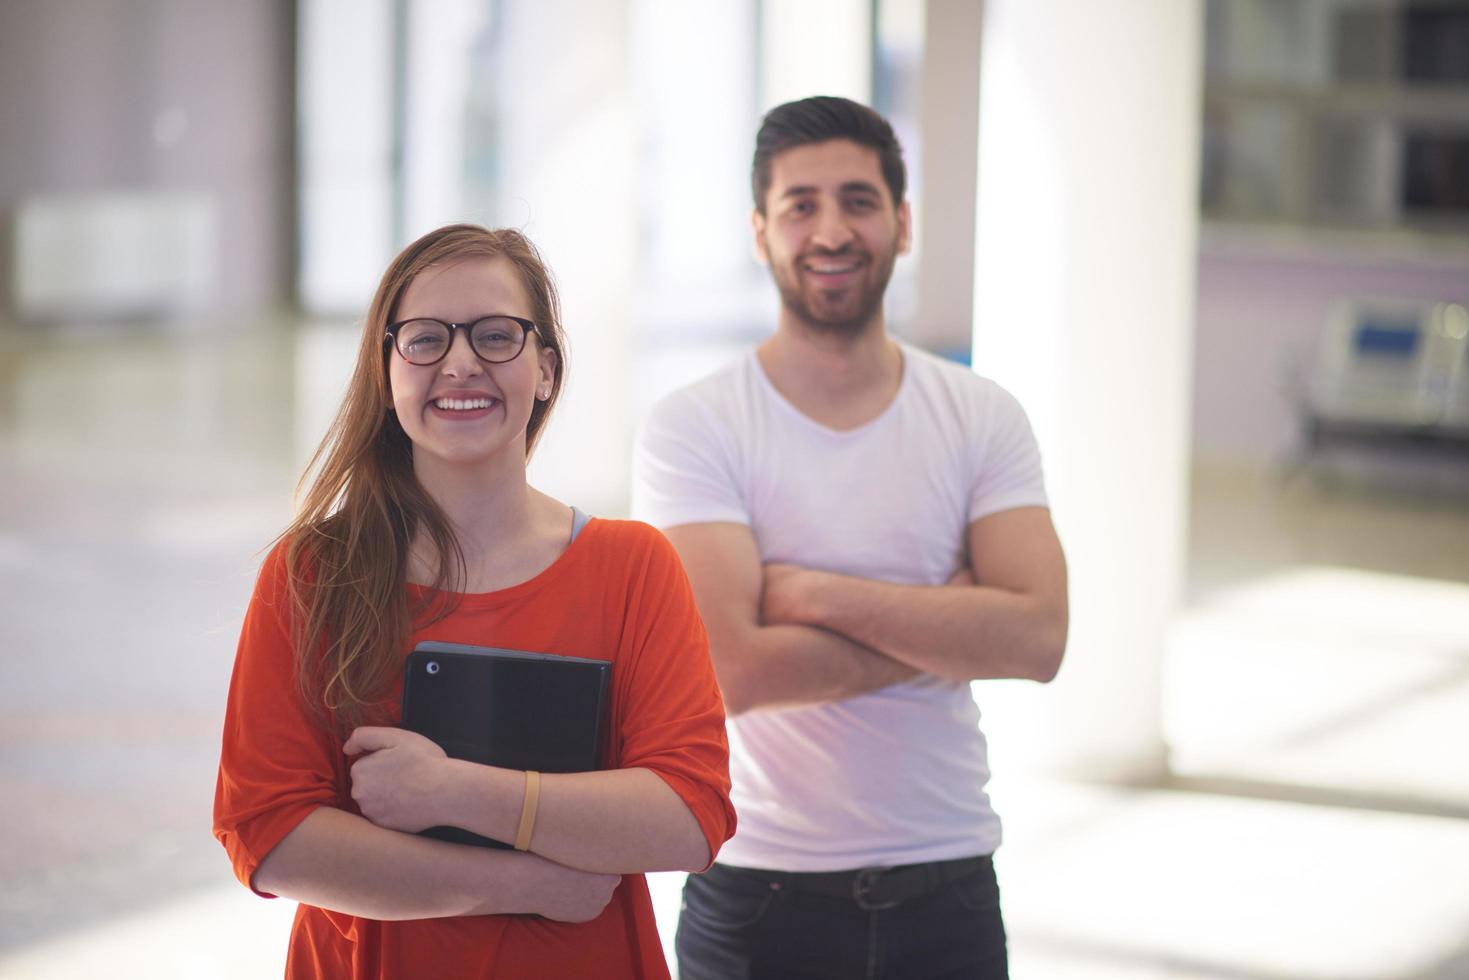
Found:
[770,243,898,334]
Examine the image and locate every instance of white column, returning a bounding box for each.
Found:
[630,0,757,312]
[400,0,484,237]
[297,0,395,314]
[972,0,1203,781]
[759,0,871,110]
[491,0,637,517]
[913,0,984,354]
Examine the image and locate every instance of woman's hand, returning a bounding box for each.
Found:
[344,726,454,833]
[526,859,623,923]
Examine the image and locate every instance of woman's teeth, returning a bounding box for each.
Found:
[434,397,493,410]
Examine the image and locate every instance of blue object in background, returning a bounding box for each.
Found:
[1353,321,1421,357]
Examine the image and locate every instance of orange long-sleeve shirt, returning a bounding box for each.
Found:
[214,518,734,979]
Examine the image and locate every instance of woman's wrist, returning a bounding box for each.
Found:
[439,758,522,843]
[462,848,543,916]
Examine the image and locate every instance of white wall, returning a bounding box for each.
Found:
[0,0,294,318]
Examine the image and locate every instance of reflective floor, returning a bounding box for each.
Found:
[2,321,1467,979]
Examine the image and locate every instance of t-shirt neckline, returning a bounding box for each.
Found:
[405,515,599,603]
[749,342,910,439]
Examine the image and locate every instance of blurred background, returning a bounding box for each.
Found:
[1,0,1467,977]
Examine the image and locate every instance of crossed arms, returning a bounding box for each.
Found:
[253,753,709,922]
[236,545,719,924]
[665,506,1068,716]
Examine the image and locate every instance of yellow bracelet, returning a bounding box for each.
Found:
[514,770,541,852]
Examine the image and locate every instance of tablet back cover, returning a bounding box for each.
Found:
[400,641,611,848]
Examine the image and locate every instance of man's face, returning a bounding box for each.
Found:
[753,139,910,334]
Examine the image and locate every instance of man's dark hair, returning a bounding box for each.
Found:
[751,96,907,214]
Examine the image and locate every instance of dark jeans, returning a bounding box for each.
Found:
[675,858,1008,980]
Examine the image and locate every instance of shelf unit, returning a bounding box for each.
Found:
[1201,0,1469,241]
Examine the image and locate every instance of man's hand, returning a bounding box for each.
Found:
[765,562,976,624]
[753,508,1068,684]
[769,558,975,620]
[344,726,454,833]
[663,523,921,713]
[760,562,822,626]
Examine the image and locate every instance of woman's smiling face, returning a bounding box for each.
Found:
[387,255,556,471]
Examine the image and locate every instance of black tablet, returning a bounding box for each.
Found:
[400,641,611,847]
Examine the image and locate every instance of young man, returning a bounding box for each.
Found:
[632,96,1068,980]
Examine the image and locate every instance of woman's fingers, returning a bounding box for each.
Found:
[343,726,400,757]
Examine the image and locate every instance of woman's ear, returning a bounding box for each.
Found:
[537,346,558,400]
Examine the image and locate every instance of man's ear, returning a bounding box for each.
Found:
[897,199,913,256]
[751,209,770,266]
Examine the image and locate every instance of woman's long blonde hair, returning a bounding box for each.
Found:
[281,225,567,734]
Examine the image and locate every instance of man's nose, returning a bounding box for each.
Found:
[810,206,855,251]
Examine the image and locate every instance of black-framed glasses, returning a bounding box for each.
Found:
[385,315,540,366]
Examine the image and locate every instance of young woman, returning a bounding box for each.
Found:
[213,224,734,978]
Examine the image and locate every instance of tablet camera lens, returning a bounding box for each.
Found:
[426,661,440,675]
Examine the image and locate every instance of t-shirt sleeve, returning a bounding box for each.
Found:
[213,543,346,897]
[969,382,1050,522]
[611,525,735,867]
[631,385,748,530]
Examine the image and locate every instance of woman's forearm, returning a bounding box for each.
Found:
[252,806,618,922]
[439,763,711,874]
[342,728,712,875]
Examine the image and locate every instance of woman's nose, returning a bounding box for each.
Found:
[440,328,483,376]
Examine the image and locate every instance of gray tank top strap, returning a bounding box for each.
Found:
[569,506,592,542]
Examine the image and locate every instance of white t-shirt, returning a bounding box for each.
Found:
[631,342,1049,871]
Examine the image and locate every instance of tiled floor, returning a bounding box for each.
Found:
[2,323,1467,978]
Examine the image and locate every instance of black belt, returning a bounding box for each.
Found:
[719,855,992,911]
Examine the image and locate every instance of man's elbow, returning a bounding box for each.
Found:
[706,632,763,717]
[1028,653,1062,684]
[713,666,758,717]
[1026,622,1068,684]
